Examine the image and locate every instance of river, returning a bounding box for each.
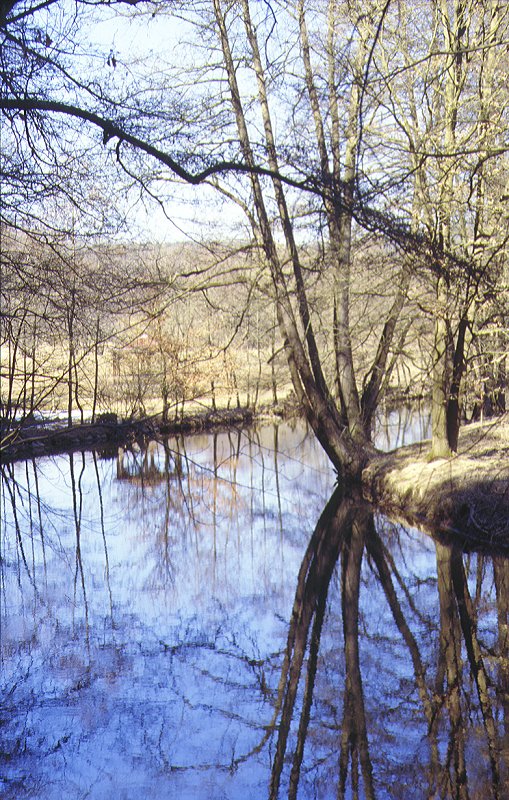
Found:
[1,409,507,799]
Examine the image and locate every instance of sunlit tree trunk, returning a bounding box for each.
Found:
[298,0,367,442]
[431,277,453,458]
[431,0,507,455]
[429,0,464,458]
[332,48,364,441]
[67,287,76,428]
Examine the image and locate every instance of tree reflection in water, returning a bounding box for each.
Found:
[0,420,507,799]
[269,487,508,799]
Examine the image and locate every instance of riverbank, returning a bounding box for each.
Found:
[363,414,509,550]
[3,408,508,550]
[0,406,274,463]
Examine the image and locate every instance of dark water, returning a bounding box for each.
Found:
[1,412,507,799]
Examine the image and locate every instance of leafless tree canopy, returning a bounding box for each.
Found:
[1,0,508,470]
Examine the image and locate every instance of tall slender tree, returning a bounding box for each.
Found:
[2,0,508,471]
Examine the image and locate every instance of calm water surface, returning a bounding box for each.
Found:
[1,411,507,799]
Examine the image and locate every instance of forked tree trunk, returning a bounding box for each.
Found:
[214,0,366,478]
[213,0,411,477]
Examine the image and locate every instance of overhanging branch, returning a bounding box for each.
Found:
[1,96,316,191]
[1,96,488,283]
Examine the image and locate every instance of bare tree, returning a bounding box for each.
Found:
[2,0,508,470]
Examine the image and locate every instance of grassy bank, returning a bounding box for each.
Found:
[363,414,509,550]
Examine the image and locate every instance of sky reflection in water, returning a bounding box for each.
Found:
[1,411,507,799]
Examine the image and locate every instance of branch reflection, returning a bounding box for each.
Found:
[1,423,508,799]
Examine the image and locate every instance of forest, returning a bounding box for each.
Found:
[1,0,508,471]
[2,4,509,798]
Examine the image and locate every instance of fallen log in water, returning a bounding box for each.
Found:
[158,407,255,434]
[0,408,259,463]
[0,418,148,462]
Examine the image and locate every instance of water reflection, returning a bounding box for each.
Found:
[269,488,508,800]
[0,420,507,799]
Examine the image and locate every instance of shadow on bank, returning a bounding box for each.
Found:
[363,458,509,553]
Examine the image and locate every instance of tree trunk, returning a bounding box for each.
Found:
[214,0,366,478]
[446,315,468,452]
[431,278,452,458]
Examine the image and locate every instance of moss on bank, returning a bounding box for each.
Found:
[362,414,509,549]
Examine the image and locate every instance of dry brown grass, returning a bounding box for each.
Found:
[363,414,509,548]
